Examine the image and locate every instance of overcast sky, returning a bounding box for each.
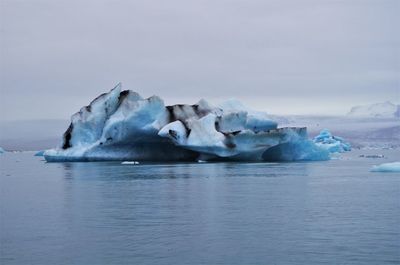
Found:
[1,0,399,120]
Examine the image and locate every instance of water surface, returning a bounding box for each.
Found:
[1,150,399,264]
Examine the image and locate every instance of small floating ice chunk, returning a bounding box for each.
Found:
[313,129,351,153]
[371,162,400,172]
[121,161,140,165]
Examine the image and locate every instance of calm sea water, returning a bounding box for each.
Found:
[1,150,399,265]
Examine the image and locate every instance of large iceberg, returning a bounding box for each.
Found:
[44,84,329,162]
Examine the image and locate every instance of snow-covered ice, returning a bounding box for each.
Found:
[347,101,400,118]
[371,162,400,172]
[44,84,331,162]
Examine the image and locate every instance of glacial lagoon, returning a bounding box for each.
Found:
[1,150,399,265]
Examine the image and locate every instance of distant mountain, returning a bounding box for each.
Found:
[347,101,400,118]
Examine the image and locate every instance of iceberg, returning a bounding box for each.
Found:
[371,162,400,172]
[262,139,330,161]
[34,150,45,157]
[313,129,351,153]
[0,147,5,154]
[44,84,329,162]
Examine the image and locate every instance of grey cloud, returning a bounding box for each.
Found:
[0,0,399,120]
